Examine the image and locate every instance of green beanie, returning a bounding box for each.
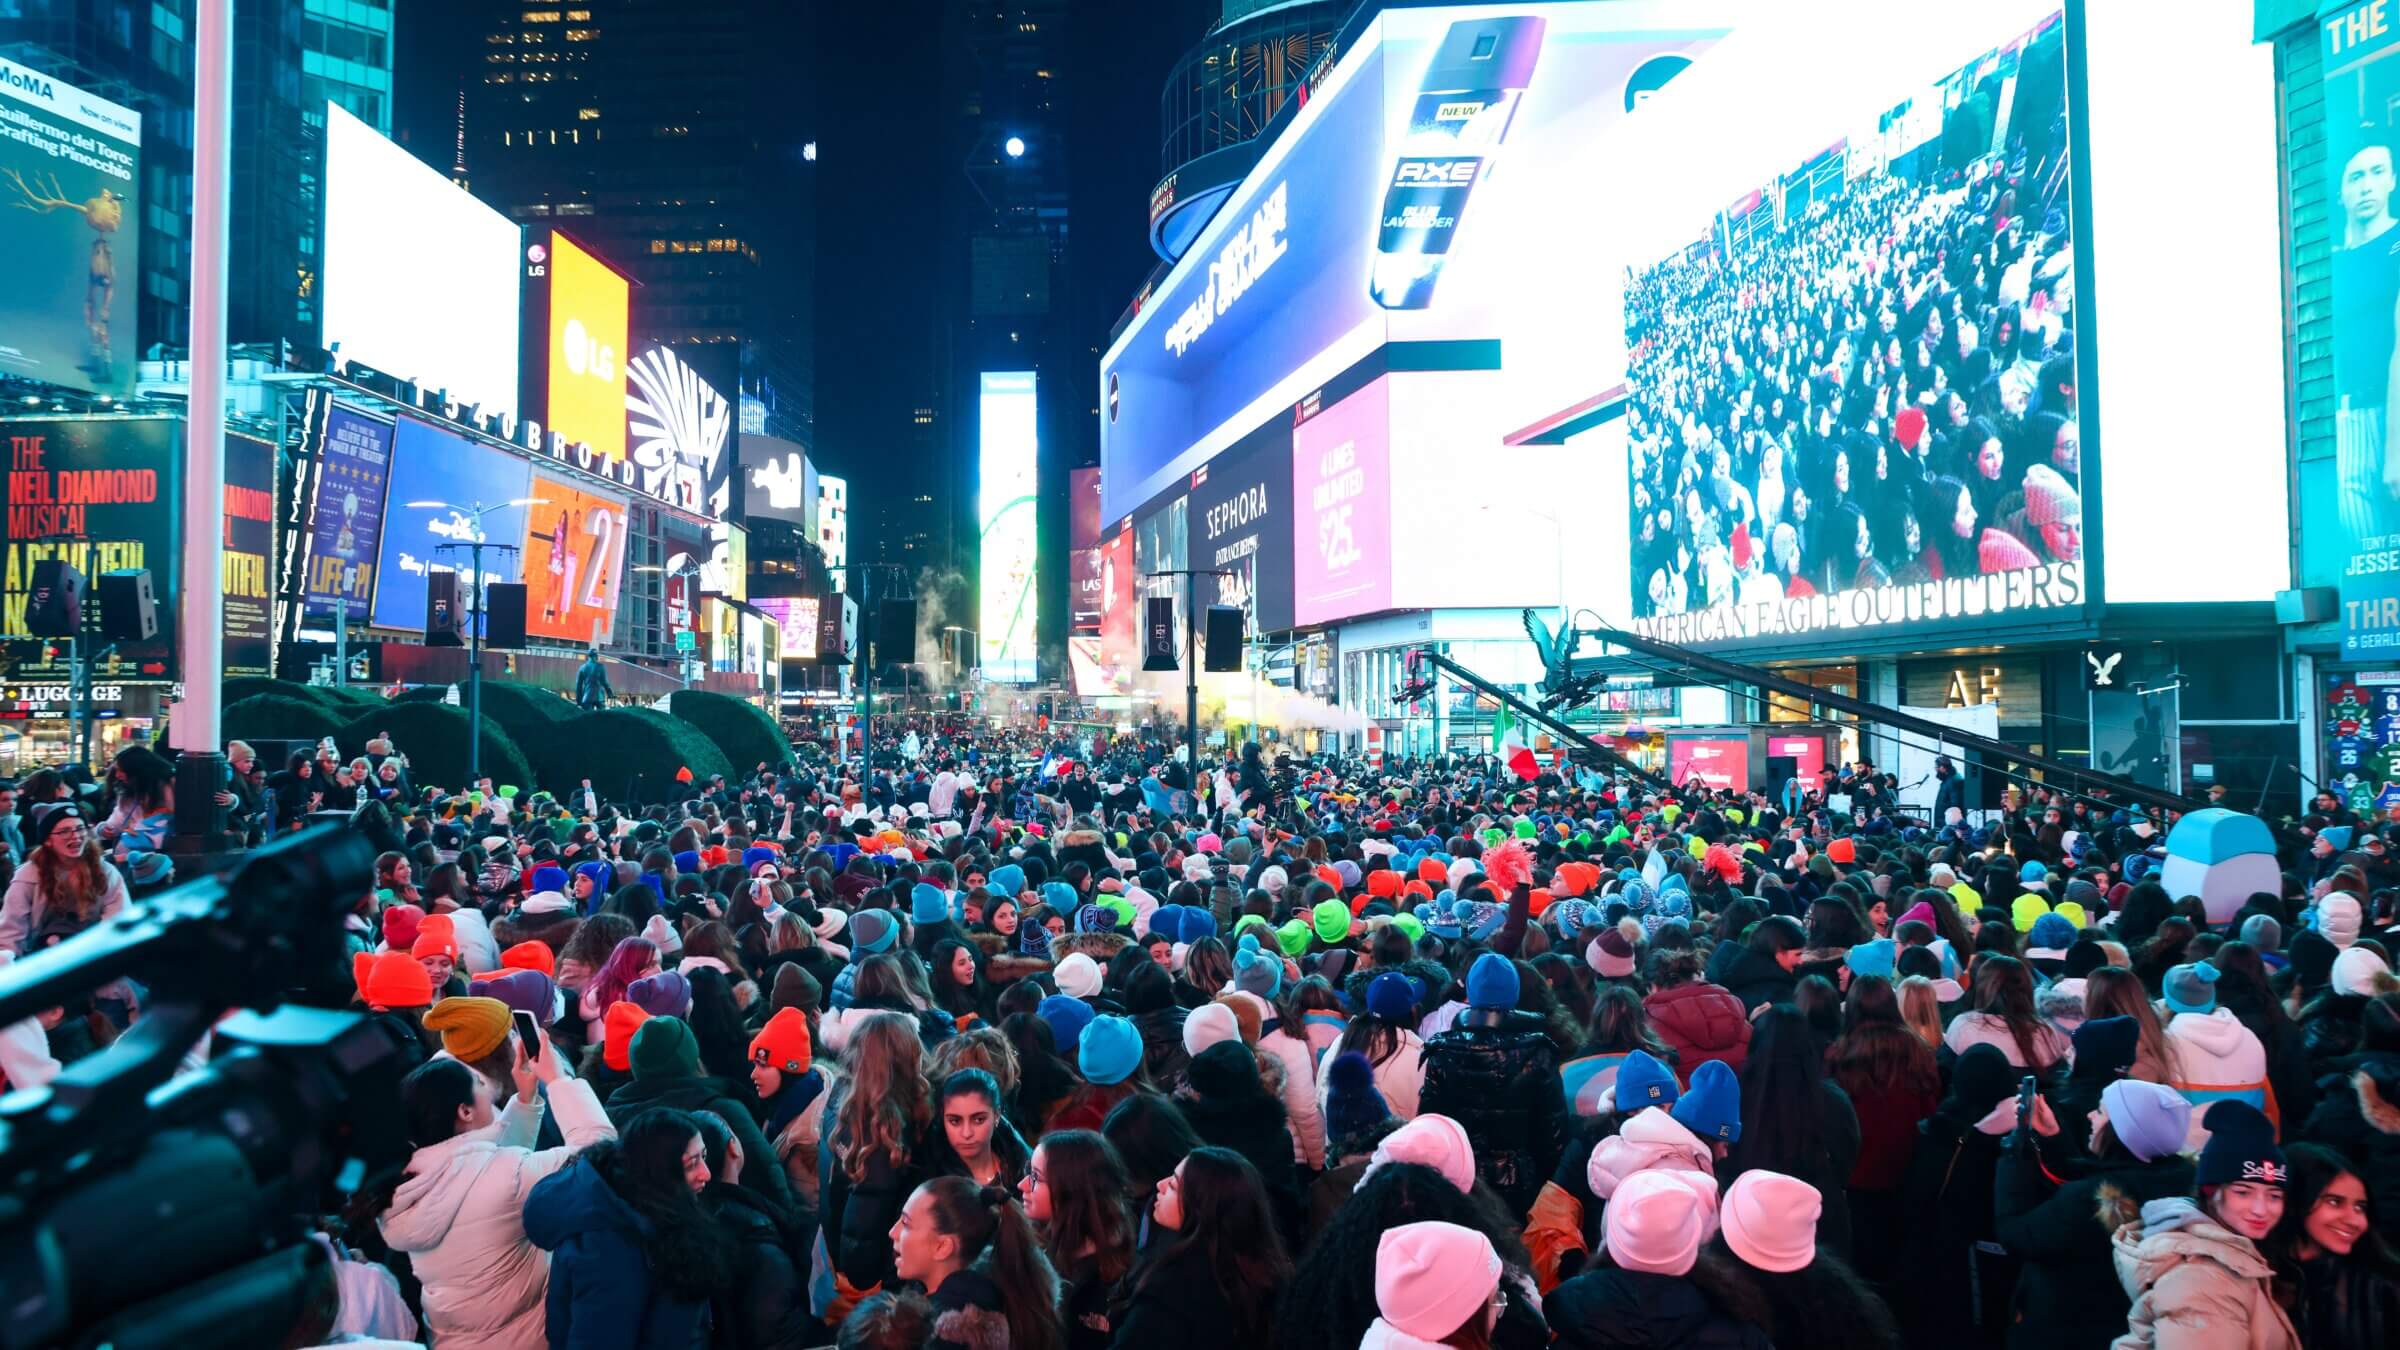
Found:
[1513,818,1536,839]
[1389,913,1425,943]
[1277,919,1313,958]
[1481,827,1505,847]
[1603,825,1630,846]
[1233,913,1273,944]
[629,1015,702,1081]
[499,785,520,798]
[1312,898,1352,944]
[1575,831,1594,848]
[1687,835,1708,858]
[1098,895,1136,930]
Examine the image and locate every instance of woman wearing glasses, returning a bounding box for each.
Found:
[0,801,133,1025]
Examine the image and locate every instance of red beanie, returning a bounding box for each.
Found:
[1367,869,1402,899]
[1978,527,2040,574]
[1895,404,1928,451]
[1418,858,1448,884]
[1826,837,1856,865]
[1528,888,1555,917]
[1315,865,1343,892]
[412,928,458,962]
[381,903,425,953]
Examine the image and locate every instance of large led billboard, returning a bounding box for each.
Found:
[742,435,815,529]
[1069,465,1104,636]
[2,418,180,679]
[371,418,533,633]
[323,103,521,418]
[978,372,1038,683]
[754,596,821,660]
[541,232,629,464]
[0,59,140,398]
[626,344,733,519]
[522,470,629,648]
[223,431,276,678]
[297,402,394,619]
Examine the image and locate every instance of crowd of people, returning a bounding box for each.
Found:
[1624,124,2079,621]
[3,718,2399,1350]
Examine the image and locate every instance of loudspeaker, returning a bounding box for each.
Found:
[1143,596,1179,672]
[25,561,84,637]
[2274,587,2338,626]
[484,582,528,650]
[97,569,158,642]
[426,571,464,647]
[877,599,917,663]
[1203,604,1244,672]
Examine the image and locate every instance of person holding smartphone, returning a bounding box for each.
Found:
[376,1000,616,1350]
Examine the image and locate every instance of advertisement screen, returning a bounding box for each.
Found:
[0,59,141,398]
[371,419,533,633]
[522,471,628,647]
[543,232,629,464]
[223,432,275,677]
[2319,3,2400,654]
[662,514,709,639]
[755,596,820,660]
[1764,734,1827,793]
[1192,428,1295,634]
[978,372,1039,682]
[1669,735,1750,793]
[1624,9,2080,646]
[300,403,393,617]
[322,103,521,418]
[1292,376,1393,627]
[1076,523,1140,697]
[1069,466,1103,635]
[2,418,180,678]
[741,434,814,528]
[626,344,734,519]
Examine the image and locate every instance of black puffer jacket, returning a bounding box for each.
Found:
[2301,1054,2400,1223]
[2288,1249,2400,1350]
[1548,1265,1770,1350]
[1418,1006,1569,1217]
[1992,1147,2192,1350]
[702,1181,815,1350]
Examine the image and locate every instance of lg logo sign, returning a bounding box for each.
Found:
[561,318,617,382]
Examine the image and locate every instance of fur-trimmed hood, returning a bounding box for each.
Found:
[1059,828,1106,850]
[1052,931,1129,963]
[2359,1065,2400,1136]
[984,952,1057,986]
[929,1247,1062,1350]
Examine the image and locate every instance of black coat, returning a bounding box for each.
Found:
[604,1073,797,1210]
[2290,1250,2400,1350]
[1715,946,1799,1013]
[1894,1110,2016,1343]
[1992,1147,2191,1350]
[2301,1054,2400,1223]
[818,1097,930,1293]
[1417,1007,1571,1217]
[1548,1266,1771,1350]
[703,1182,815,1350]
[1107,1247,1269,1350]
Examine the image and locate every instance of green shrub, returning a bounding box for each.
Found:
[395,679,574,737]
[666,688,791,777]
[336,701,532,796]
[517,707,731,800]
[222,693,346,747]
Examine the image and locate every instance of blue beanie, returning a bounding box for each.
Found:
[1671,1058,1742,1142]
[1233,935,1283,1000]
[2163,960,2221,1016]
[850,909,898,956]
[2019,860,2048,885]
[673,850,701,876]
[1146,903,1183,942]
[1460,901,1506,943]
[1078,1014,1144,1086]
[1845,938,1895,982]
[1042,881,1077,914]
[1179,908,1218,944]
[1324,1050,1391,1141]
[1553,899,1594,940]
[2028,912,2077,951]
[989,863,1026,898]
[1365,970,1415,1022]
[1616,1048,1679,1110]
[911,883,952,927]
[1038,994,1095,1052]
[742,846,778,871]
[571,861,615,907]
[1466,952,1520,1009]
[530,865,568,897]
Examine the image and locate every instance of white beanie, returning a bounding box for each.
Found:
[2333,945,2390,995]
[1182,1002,1242,1057]
[1054,951,1103,999]
[2319,894,2364,950]
[642,912,682,956]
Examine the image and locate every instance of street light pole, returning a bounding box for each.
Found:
[414,497,541,785]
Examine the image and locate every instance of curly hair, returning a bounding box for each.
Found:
[835,1011,930,1183]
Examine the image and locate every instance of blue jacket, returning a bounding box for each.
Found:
[523,1156,708,1350]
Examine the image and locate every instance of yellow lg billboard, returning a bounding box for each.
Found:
[544,232,628,463]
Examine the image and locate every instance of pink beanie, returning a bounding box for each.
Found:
[1182,1002,1242,1058]
[1358,1112,1476,1195]
[1605,1170,1719,1276]
[1720,1170,1822,1273]
[1373,1221,1501,1341]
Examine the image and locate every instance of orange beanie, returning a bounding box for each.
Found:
[748,1005,813,1075]
[353,950,434,1010]
[603,1000,652,1073]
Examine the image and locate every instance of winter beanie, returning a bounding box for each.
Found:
[501,940,557,979]
[2194,1100,2286,1188]
[1038,993,1096,1052]
[630,1014,703,1080]
[381,903,426,953]
[911,882,952,927]
[627,970,693,1019]
[2064,939,2109,979]
[1229,936,1281,1001]
[2161,961,2220,1016]
[1182,1002,1242,1058]
[1615,1048,1679,1110]
[1312,899,1353,944]
[424,996,512,1062]
[1078,1014,1144,1086]
[2072,1014,2140,1078]
[988,863,1025,899]
[2238,914,2282,954]
[2028,912,2078,953]
[1588,928,1637,978]
[1054,951,1104,999]
[2100,1079,2192,1162]
[748,1006,813,1076]
[1844,938,1896,982]
[2333,945,2391,995]
[469,969,558,1026]
[1275,919,1312,959]
[602,1000,651,1072]
[1365,971,1416,1024]
[1324,1050,1392,1143]
[1465,951,1520,1009]
[1671,1058,1742,1143]
[1373,1222,1502,1344]
[850,909,898,956]
[353,950,434,1010]
[1606,1170,1719,1276]
[1359,1112,1475,1195]
[2317,894,2364,949]
[1720,1170,1822,1274]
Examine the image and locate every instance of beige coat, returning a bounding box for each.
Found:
[2110,1197,2300,1350]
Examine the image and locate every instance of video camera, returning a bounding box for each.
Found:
[0,826,425,1350]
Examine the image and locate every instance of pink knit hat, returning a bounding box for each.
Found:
[1605,1170,1719,1276]
[1373,1221,1501,1341]
[1720,1170,1822,1274]
[1358,1112,1476,1195]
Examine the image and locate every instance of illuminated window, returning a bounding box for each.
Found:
[566,7,591,15]
[521,9,561,20]
[564,27,596,40]
[649,239,666,253]
[576,106,600,119]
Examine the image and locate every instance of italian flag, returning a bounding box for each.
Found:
[1494,706,1539,782]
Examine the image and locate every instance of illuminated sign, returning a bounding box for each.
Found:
[0,57,141,398]
[1163,182,1289,359]
[543,232,629,464]
[978,372,1038,682]
[521,471,628,647]
[626,345,733,518]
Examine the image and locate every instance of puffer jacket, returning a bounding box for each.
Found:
[2299,1056,2400,1223]
[1583,1104,1713,1199]
[1994,1151,2192,1350]
[378,1078,616,1350]
[2163,1008,2274,1147]
[2110,1196,2300,1350]
[1314,1028,1425,1121]
[1548,1265,1771,1350]
[1417,1007,1570,1216]
[1643,982,1750,1078]
[1257,1024,1328,1167]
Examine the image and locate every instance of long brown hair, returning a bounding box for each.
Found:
[2085,966,2179,1081]
[33,825,109,924]
[1829,976,1939,1099]
[1894,976,1944,1049]
[914,1176,1064,1350]
[1030,1130,1136,1284]
[836,1011,931,1182]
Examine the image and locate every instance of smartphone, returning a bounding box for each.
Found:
[2015,1074,2038,1127]
[514,1010,543,1063]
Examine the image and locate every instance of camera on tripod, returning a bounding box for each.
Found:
[0,826,426,1350]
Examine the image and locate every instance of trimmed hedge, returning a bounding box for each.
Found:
[396,679,577,738]
[222,693,347,747]
[336,701,533,795]
[515,707,731,800]
[667,689,792,777]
